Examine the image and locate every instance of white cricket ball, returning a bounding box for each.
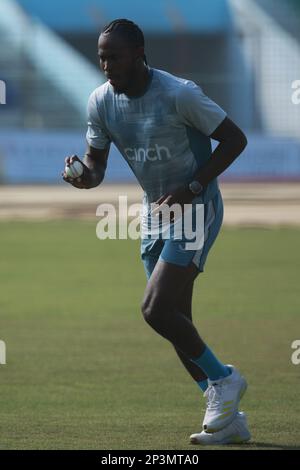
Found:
[65,160,84,178]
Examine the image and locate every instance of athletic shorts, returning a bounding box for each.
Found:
[141,190,224,280]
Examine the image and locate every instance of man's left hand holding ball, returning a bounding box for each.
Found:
[62,155,95,189]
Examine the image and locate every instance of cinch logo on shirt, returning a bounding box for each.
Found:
[125,145,171,162]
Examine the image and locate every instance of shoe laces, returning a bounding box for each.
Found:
[204,383,225,410]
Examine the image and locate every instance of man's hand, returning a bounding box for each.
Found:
[62,155,97,189]
[152,186,195,220]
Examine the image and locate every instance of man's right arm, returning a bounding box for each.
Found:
[62,144,110,189]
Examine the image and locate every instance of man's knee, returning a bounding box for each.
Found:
[141,293,160,326]
[141,291,170,329]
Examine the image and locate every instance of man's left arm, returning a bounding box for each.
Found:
[153,117,247,211]
[192,116,247,189]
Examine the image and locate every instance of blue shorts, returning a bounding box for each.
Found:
[141,190,224,279]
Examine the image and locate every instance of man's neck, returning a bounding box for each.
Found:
[125,65,151,98]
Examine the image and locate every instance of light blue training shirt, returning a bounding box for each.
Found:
[86,67,226,230]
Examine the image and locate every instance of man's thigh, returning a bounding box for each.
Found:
[141,238,164,280]
[142,259,199,311]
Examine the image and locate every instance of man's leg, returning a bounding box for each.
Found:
[172,279,208,386]
[141,241,207,385]
[141,258,229,381]
[141,259,205,358]
[141,258,247,433]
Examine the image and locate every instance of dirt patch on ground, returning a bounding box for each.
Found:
[0,182,300,226]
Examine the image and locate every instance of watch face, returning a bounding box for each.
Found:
[190,181,203,195]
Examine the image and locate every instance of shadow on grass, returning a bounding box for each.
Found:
[190,441,300,450]
[220,441,300,450]
[247,442,300,450]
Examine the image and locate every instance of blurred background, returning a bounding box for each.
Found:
[0,0,300,451]
[0,0,299,224]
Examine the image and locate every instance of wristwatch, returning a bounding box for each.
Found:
[188,180,203,196]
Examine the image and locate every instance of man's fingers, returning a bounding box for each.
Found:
[65,154,80,165]
[151,195,168,215]
[62,175,87,189]
[156,195,167,205]
[151,197,172,216]
[62,175,73,184]
[70,155,82,165]
[62,172,76,184]
[62,156,89,189]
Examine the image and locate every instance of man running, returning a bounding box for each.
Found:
[63,19,250,445]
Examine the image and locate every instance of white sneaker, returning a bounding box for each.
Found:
[202,365,247,433]
[190,412,251,445]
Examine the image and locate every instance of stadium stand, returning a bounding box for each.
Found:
[0,0,299,183]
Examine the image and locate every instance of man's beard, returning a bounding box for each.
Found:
[113,68,136,95]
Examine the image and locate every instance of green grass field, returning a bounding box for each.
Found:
[0,221,299,450]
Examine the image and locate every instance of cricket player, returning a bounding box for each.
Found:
[63,19,250,445]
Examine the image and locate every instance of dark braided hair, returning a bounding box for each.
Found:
[101,19,148,65]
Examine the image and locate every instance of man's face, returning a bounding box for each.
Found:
[98,33,141,93]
